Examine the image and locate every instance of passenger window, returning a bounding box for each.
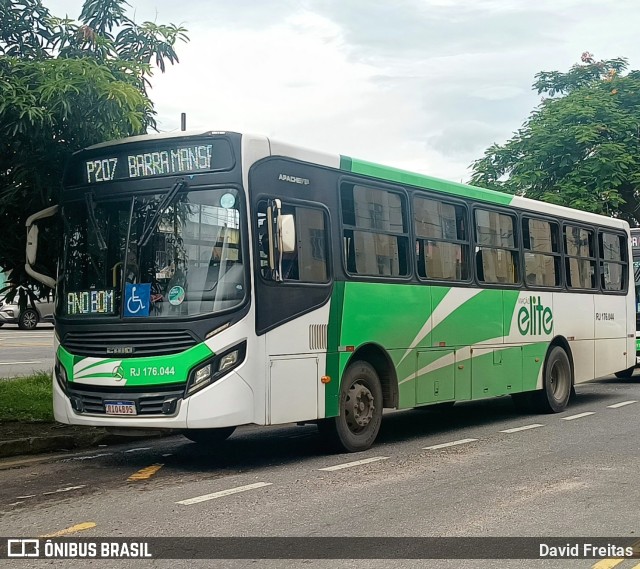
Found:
[414,197,469,281]
[341,183,409,277]
[522,218,561,287]
[599,232,627,292]
[564,225,596,289]
[474,209,519,284]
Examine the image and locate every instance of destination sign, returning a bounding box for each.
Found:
[67,289,116,315]
[79,138,234,185]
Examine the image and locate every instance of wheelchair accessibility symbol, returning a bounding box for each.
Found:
[124,283,151,317]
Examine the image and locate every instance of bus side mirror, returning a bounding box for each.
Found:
[267,199,297,282]
[25,205,59,290]
[280,214,296,253]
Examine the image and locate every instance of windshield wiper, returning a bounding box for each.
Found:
[85,192,107,251]
[137,179,187,248]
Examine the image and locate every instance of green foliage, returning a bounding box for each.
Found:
[470,53,640,225]
[0,372,53,422]
[0,0,188,298]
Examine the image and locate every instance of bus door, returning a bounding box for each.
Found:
[253,193,333,424]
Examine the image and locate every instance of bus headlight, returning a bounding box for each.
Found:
[194,364,212,385]
[219,350,239,372]
[186,341,246,397]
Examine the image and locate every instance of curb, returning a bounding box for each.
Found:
[0,435,76,458]
[0,431,169,459]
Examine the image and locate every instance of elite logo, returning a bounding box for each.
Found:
[517,296,553,336]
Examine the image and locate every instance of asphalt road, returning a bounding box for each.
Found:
[0,375,639,568]
[0,326,55,378]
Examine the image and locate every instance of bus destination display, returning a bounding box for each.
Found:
[83,139,233,184]
[67,290,116,315]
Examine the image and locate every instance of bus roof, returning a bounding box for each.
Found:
[79,130,629,231]
[337,155,628,231]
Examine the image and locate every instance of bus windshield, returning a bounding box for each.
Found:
[59,187,245,319]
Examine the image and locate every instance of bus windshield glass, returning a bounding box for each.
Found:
[59,187,245,319]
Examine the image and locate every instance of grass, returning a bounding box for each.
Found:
[0,372,54,422]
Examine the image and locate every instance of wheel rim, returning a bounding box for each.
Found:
[549,358,570,402]
[23,312,37,328]
[344,381,375,434]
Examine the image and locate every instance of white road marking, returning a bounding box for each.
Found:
[318,456,389,471]
[15,494,36,499]
[176,482,272,505]
[63,453,113,462]
[562,412,595,421]
[43,485,86,495]
[124,447,151,453]
[500,424,544,434]
[0,361,43,365]
[423,438,478,450]
[607,400,637,409]
[7,501,25,506]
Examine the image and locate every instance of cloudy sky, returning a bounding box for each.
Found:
[47,0,640,182]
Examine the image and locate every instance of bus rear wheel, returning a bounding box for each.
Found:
[182,427,236,445]
[318,360,383,453]
[531,346,572,413]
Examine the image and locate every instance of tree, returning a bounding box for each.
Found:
[470,53,640,225]
[0,0,188,305]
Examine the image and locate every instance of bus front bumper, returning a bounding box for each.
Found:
[53,370,255,430]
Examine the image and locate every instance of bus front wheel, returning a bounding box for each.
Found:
[318,360,383,453]
[182,427,236,445]
[531,346,572,413]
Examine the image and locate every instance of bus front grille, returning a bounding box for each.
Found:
[66,384,186,417]
[62,330,198,357]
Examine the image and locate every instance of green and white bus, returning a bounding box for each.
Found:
[26,131,635,452]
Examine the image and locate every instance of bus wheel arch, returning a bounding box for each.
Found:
[546,336,574,385]
[347,343,399,409]
[318,343,396,452]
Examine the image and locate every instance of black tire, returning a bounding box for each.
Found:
[318,360,383,453]
[614,367,635,379]
[18,308,39,330]
[530,346,573,413]
[182,426,236,444]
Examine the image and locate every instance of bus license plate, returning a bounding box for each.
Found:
[104,400,137,415]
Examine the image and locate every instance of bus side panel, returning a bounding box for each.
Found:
[471,346,522,398]
[594,293,628,377]
[554,292,595,383]
[504,291,554,392]
[337,282,436,411]
[433,289,514,401]
[264,303,331,424]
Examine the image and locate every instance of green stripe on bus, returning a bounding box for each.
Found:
[342,156,514,206]
[325,280,345,417]
[59,342,214,386]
